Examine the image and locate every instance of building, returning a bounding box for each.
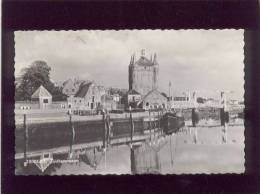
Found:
[138,89,168,110]
[101,94,117,111]
[62,78,87,97]
[126,89,142,108]
[168,91,197,109]
[127,49,170,110]
[31,85,52,109]
[128,50,159,97]
[67,82,105,111]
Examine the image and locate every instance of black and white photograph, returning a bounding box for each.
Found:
[14,30,245,175]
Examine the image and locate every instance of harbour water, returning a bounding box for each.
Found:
[16,119,244,175]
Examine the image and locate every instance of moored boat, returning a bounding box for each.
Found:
[160,112,185,135]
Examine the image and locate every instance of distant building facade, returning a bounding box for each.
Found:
[139,89,167,110]
[62,78,87,97]
[127,50,167,110]
[31,85,52,109]
[101,94,117,111]
[128,50,159,97]
[67,82,105,111]
[126,89,142,108]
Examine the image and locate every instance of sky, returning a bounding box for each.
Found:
[15,30,244,100]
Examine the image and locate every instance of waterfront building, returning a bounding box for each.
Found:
[126,89,142,108]
[31,85,52,109]
[138,89,167,110]
[67,82,105,111]
[128,50,169,110]
[62,78,87,97]
[101,94,117,111]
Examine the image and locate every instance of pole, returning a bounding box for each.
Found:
[221,92,229,143]
[149,109,151,143]
[129,106,134,147]
[130,146,136,174]
[194,128,198,144]
[105,147,107,170]
[102,110,107,149]
[161,110,164,136]
[106,115,111,146]
[69,114,75,158]
[158,111,160,138]
[170,134,174,167]
[23,114,28,166]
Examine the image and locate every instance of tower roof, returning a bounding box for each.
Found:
[128,89,140,95]
[135,56,154,67]
[31,85,52,98]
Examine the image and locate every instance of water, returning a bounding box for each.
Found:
[16,121,245,175]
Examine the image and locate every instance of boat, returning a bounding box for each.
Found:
[160,112,185,135]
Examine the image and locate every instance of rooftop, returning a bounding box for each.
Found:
[135,56,154,67]
[31,85,52,98]
[128,89,140,95]
[74,82,93,98]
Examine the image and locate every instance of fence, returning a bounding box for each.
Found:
[15,101,68,110]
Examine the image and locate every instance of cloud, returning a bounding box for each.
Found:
[15,29,244,100]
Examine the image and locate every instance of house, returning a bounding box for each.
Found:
[167,91,199,108]
[62,78,87,97]
[101,94,117,111]
[62,79,78,97]
[31,85,52,109]
[126,89,142,108]
[67,82,105,111]
[138,89,168,110]
[112,94,120,102]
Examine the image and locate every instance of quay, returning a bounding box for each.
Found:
[15,132,154,160]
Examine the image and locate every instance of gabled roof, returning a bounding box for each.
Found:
[135,56,154,67]
[161,92,168,98]
[142,89,167,101]
[128,89,140,95]
[31,85,52,98]
[74,82,93,98]
[63,79,88,88]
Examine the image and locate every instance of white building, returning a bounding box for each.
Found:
[31,85,52,109]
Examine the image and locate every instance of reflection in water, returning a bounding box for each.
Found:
[79,147,104,170]
[131,137,168,174]
[16,123,245,175]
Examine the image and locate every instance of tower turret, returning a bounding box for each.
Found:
[132,53,135,64]
[153,53,157,63]
[153,53,159,89]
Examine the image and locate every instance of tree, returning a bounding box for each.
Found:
[197,97,206,104]
[15,60,66,101]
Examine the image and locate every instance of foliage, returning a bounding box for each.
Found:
[197,97,206,104]
[107,87,128,96]
[15,60,66,101]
